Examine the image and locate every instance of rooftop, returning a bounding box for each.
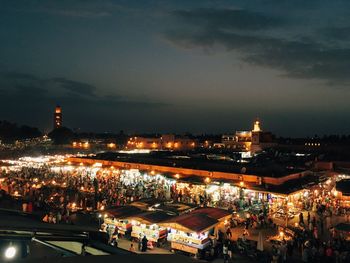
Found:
[88,151,307,178]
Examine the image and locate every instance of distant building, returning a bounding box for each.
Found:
[127,134,196,151]
[53,105,62,129]
[220,119,276,153]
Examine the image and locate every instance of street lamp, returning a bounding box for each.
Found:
[98,213,102,226]
[4,245,16,260]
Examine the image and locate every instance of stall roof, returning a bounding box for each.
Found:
[130,199,196,215]
[161,213,218,233]
[86,152,307,178]
[153,202,196,215]
[106,206,142,219]
[126,211,174,225]
[336,179,350,196]
[190,207,231,221]
[242,173,328,196]
[130,199,161,210]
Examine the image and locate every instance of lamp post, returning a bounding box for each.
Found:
[98,213,102,226]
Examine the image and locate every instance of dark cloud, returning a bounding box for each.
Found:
[0,72,164,106]
[51,78,96,97]
[2,72,40,81]
[1,0,113,18]
[0,72,167,132]
[165,8,350,85]
[43,9,111,18]
[171,8,284,31]
[322,26,350,41]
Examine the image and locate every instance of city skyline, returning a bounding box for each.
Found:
[1,1,350,136]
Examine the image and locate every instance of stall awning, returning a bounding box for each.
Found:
[190,207,231,221]
[130,198,161,210]
[160,213,218,233]
[126,211,174,225]
[106,206,142,219]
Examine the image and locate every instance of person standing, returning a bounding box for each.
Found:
[302,246,310,263]
[141,236,148,252]
[320,218,324,235]
[129,243,135,252]
[280,241,287,263]
[222,241,229,263]
[138,233,143,251]
[226,227,232,239]
[299,212,304,226]
[325,246,333,263]
[111,228,119,247]
[22,201,28,212]
[81,244,87,256]
[27,202,33,213]
[313,226,318,240]
[228,240,233,260]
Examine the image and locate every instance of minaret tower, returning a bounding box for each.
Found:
[251,118,262,148]
[54,105,62,129]
[253,118,261,132]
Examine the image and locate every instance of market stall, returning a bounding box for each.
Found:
[130,198,196,215]
[161,208,231,255]
[128,210,174,247]
[104,206,142,236]
[190,207,232,223]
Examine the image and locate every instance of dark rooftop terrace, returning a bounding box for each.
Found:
[89,151,307,178]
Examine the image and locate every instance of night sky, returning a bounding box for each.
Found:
[1,1,350,136]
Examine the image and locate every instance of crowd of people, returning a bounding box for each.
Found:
[0,163,349,262]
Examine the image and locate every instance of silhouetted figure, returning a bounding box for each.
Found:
[141,236,148,252]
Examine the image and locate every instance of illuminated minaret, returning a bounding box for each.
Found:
[251,118,262,148]
[54,105,62,129]
[253,118,261,132]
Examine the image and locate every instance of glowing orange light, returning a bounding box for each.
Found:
[107,143,116,148]
[253,119,261,132]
